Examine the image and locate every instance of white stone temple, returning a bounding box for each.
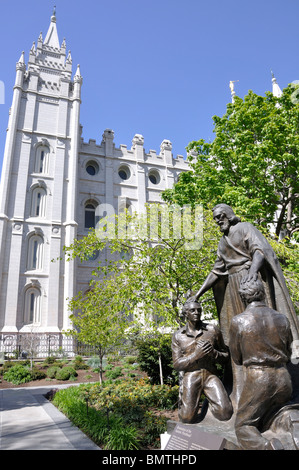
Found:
[0,11,189,349]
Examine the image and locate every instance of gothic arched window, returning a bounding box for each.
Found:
[84,200,98,229]
[24,287,41,324]
[31,187,46,218]
[35,146,49,174]
[27,234,44,271]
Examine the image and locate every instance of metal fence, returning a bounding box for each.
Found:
[0,332,97,359]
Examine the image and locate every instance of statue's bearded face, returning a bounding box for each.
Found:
[213,210,230,233]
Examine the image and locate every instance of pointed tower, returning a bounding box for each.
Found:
[229,80,239,103]
[0,11,82,342]
[43,7,60,49]
[271,71,282,98]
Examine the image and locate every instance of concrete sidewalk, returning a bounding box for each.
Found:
[0,385,101,450]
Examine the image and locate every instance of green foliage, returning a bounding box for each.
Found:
[3,365,33,385]
[52,386,111,445]
[104,366,124,380]
[123,355,138,364]
[43,357,65,368]
[30,367,47,381]
[72,356,88,370]
[267,235,299,313]
[104,426,140,451]
[83,378,179,412]
[163,86,299,239]
[142,411,168,448]
[46,366,61,378]
[136,332,178,385]
[55,366,78,381]
[52,381,175,449]
[43,356,58,366]
[0,361,18,374]
[64,205,220,329]
[86,355,101,370]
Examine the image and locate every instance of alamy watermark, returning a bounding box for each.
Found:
[0,81,4,104]
[94,202,204,250]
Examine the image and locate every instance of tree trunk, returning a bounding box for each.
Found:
[286,188,293,237]
[158,351,164,385]
[275,204,286,238]
[98,348,103,385]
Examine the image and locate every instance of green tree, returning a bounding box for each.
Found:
[163,85,299,239]
[64,205,221,336]
[66,280,130,384]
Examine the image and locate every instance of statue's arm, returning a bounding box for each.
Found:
[228,321,242,365]
[194,272,219,300]
[172,335,212,372]
[247,249,264,280]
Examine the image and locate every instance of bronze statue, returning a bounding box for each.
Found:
[172,299,233,424]
[169,205,299,449]
[229,277,293,450]
[192,204,299,402]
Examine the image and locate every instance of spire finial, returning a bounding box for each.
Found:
[271,70,282,98]
[51,5,56,22]
[229,80,239,102]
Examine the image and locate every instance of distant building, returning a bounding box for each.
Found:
[0,12,188,353]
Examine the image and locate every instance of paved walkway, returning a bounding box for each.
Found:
[0,385,101,450]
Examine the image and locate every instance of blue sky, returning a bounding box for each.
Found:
[0,0,299,165]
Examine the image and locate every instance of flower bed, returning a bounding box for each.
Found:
[51,378,179,450]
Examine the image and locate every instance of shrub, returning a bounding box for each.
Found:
[46,366,60,379]
[142,411,167,447]
[72,355,88,370]
[53,381,178,449]
[43,357,64,368]
[43,356,58,366]
[84,378,179,412]
[87,356,101,370]
[30,367,47,381]
[136,333,178,385]
[105,366,123,380]
[3,365,33,385]
[56,366,78,381]
[123,355,138,364]
[0,361,15,375]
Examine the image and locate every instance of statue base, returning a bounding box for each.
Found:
[166,376,299,451]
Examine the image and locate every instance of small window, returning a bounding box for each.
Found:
[118,165,130,181]
[31,187,46,218]
[85,201,98,229]
[86,160,99,176]
[149,170,160,185]
[27,235,44,271]
[35,146,49,174]
[24,288,41,324]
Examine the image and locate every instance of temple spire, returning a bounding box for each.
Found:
[229,80,239,103]
[271,71,282,98]
[44,6,60,49]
